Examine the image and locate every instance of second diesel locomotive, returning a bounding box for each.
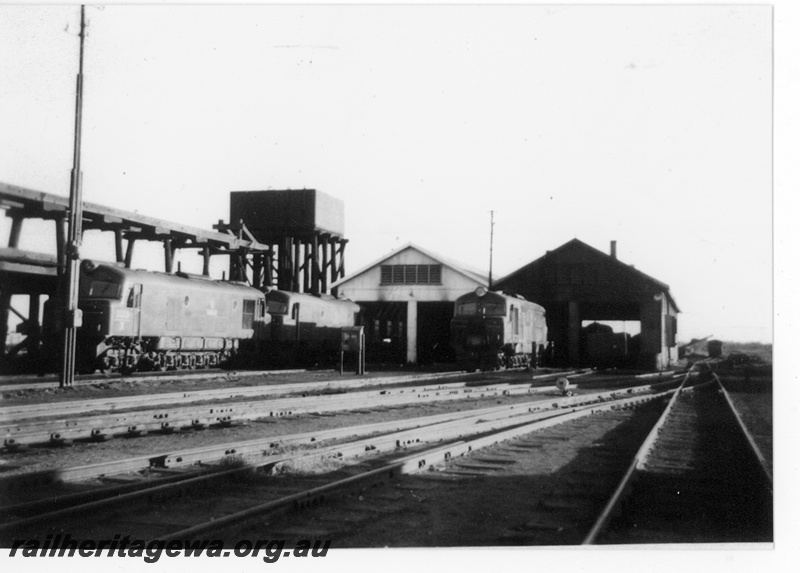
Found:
[263,290,361,366]
[77,260,359,373]
[450,286,547,370]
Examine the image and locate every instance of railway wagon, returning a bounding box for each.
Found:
[450,286,547,370]
[263,289,362,366]
[581,322,632,368]
[78,260,266,373]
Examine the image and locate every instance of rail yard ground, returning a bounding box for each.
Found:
[0,362,773,550]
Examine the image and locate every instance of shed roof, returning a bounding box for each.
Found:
[497,238,680,312]
[333,242,489,288]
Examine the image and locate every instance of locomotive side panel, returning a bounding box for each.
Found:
[78,261,265,373]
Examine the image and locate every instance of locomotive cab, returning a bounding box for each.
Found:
[451,286,547,370]
[452,288,506,349]
[80,261,142,339]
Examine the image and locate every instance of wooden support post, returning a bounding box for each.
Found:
[265,246,275,288]
[329,237,338,285]
[124,237,136,268]
[293,238,300,293]
[321,236,329,294]
[300,241,310,292]
[253,252,263,289]
[114,230,124,263]
[279,237,292,291]
[27,294,41,363]
[233,252,246,282]
[202,247,210,277]
[8,216,22,248]
[0,216,23,358]
[338,240,347,279]
[164,238,174,273]
[311,234,320,296]
[0,291,11,359]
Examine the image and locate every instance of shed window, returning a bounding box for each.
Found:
[380,264,443,285]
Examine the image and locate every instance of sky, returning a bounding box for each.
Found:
[0,3,777,344]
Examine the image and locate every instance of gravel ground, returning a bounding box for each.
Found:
[722,379,773,473]
[219,401,668,547]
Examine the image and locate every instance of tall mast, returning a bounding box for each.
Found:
[61,5,86,387]
[488,210,494,290]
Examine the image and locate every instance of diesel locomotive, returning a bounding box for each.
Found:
[264,290,362,366]
[450,286,547,370]
[77,260,359,374]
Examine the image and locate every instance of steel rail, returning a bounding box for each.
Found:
[1,401,566,527]
[3,374,628,447]
[0,369,304,392]
[1,365,575,394]
[162,389,673,540]
[712,373,773,492]
[1,379,483,420]
[0,371,488,418]
[0,383,526,446]
[0,383,671,490]
[0,389,668,534]
[157,382,666,469]
[582,373,691,545]
[0,466,250,532]
[2,369,576,422]
[1,369,593,421]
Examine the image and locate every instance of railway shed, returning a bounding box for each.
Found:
[495,239,679,370]
[333,243,488,365]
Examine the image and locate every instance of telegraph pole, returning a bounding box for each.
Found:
[488,210,494,290]
[61,5,86,387]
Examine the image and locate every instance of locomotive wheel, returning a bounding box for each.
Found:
[96,355,115,374]
[138,355,156,372]
[120,355,140,375]
[119,364,136,375]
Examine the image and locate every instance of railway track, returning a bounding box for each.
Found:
[6,367,761,548]
[0,381,668,489]
[585,373,772,544]
[0,384,671,546]
[1,371,668,449]
[90,368,768,548]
